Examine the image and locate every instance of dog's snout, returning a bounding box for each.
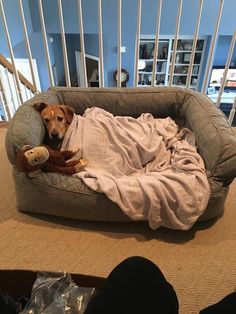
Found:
[51,130,59,138]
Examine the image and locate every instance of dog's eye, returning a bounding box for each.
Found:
[34,158,39,162]
[57,116,63,122]
[44,118,49,123]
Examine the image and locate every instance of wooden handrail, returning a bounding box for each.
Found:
[0,54,36,93]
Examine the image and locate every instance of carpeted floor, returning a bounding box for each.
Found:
[0,126,236,314]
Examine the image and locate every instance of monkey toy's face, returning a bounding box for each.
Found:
[24,146,49,166]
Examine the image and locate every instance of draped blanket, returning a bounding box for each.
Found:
[61,107,210,230]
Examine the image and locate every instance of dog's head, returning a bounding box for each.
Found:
[34,103,75,149]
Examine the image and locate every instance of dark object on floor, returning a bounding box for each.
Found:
[199,291,236,314]
[85,256,179,314]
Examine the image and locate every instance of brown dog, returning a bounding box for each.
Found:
[34,103,75,149]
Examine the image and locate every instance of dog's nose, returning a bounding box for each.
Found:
[51,130,59,138]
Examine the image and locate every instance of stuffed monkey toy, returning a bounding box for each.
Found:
[16,145,88,175]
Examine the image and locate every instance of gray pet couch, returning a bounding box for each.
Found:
[5,87,236,225]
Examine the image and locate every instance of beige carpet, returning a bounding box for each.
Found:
[0,127,236,313]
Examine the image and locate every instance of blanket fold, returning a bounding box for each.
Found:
[61,107,210,230]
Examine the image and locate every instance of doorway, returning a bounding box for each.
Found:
[75,51,100,87]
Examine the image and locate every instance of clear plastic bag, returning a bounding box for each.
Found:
[20,272,95,314]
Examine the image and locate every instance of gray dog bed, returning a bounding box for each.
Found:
[5,87,236,226]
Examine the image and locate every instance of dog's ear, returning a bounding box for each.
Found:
[33,102,48,112]
[60,105,75,124]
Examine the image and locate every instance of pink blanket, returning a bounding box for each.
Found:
[61,107,210,230]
